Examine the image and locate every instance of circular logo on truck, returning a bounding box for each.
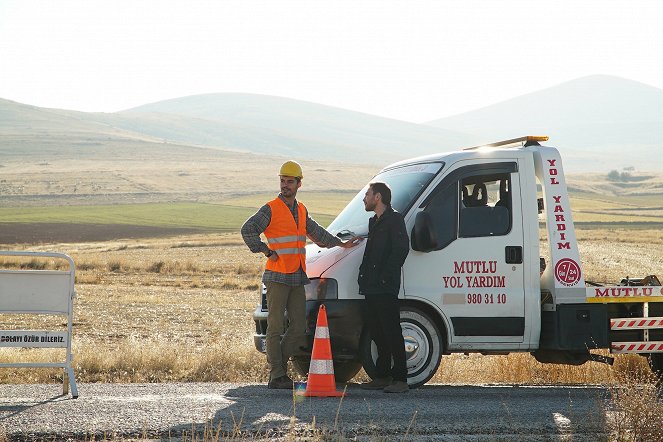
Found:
[554,258,582,286]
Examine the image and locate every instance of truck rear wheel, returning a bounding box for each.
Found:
[291,357,362,383]
[360,306,443,388]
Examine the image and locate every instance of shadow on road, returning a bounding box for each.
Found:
[0,394,67,420]
[165,383,611,440]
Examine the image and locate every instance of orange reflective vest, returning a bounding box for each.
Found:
[264,198,307,274]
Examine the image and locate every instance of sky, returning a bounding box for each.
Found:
[1,0,662,123]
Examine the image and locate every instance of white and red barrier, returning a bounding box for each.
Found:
[611,341,663,354]
[610,317,663,330]
[0,251,78,398]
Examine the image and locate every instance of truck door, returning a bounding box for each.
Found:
[404,161,526,349]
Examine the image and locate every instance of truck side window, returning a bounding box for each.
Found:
[459,174,511,237]
[422,182,458,249]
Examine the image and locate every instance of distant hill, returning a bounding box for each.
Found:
[0,98,158,141]
[0,98,171,160]
[118,93,474,163]
[0,97,389,207]
[0,95,476,166]
[426,75,663,172]
[3,75,663,176]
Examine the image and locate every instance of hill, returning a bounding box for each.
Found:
[0,98,378,207]
[118,93,474,162]
[1,93,476,166]
[426,75,663,172]
[7,76,663,173]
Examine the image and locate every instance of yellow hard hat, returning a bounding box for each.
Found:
[279,160,303,179]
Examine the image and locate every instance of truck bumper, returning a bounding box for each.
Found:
[253,306,268,353]
[252,299,364,360]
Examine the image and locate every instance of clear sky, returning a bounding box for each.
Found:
[1,0,662,123]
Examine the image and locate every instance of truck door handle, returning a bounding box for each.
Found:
[505,246,523,264]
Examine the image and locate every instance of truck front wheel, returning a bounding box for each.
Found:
[360,306,443,388]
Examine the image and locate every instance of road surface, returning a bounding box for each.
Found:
[0,382,611,440]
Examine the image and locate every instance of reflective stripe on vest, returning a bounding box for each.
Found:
[271,247,307,255]
[264,198,307,273]
[267,235,307,244]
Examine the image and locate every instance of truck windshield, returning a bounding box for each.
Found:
[327,162,443,238]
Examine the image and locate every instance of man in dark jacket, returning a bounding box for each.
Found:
[358,182,410,393]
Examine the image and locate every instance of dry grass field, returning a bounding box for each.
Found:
[0,233,269,383]
[0,145,378,208]
[1,226,662,387]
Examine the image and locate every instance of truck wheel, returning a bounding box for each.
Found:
[360,306,443,388]
[291,357,362,383]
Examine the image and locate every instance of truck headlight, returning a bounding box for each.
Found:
[260,283,267,310]
[305,278,338,300]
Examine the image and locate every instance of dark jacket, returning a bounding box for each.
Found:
[358,206,410,295]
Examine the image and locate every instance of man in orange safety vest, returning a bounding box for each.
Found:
[241,160,362,389]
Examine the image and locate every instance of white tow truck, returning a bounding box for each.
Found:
[253,136,663,387]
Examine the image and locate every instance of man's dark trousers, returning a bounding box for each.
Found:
[364,293,407,382]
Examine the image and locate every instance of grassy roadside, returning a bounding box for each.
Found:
[0,202,334,230]
[0,194,346,233]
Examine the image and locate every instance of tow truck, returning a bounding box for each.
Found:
[253,136,663,387]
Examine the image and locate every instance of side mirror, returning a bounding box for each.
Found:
[411,211,438,252]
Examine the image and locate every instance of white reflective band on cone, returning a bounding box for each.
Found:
[314,326,329,339]
[308,359,334,375]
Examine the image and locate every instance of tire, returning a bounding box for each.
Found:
[360,305,443,388]
[291,357,362,383]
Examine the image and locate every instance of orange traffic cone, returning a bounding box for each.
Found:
[304,304,344,397]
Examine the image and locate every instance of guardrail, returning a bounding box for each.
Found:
[0,251,78,398]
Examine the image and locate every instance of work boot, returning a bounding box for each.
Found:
[268,375,294,389]
[384,381,409,393]
[359,376,393,390]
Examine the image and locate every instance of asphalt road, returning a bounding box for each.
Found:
[0,382,611,440]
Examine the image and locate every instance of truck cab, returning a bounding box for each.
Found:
[253,136,663,387]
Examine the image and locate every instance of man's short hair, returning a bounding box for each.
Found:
[280,175,302,184]
[369,182,392,205]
